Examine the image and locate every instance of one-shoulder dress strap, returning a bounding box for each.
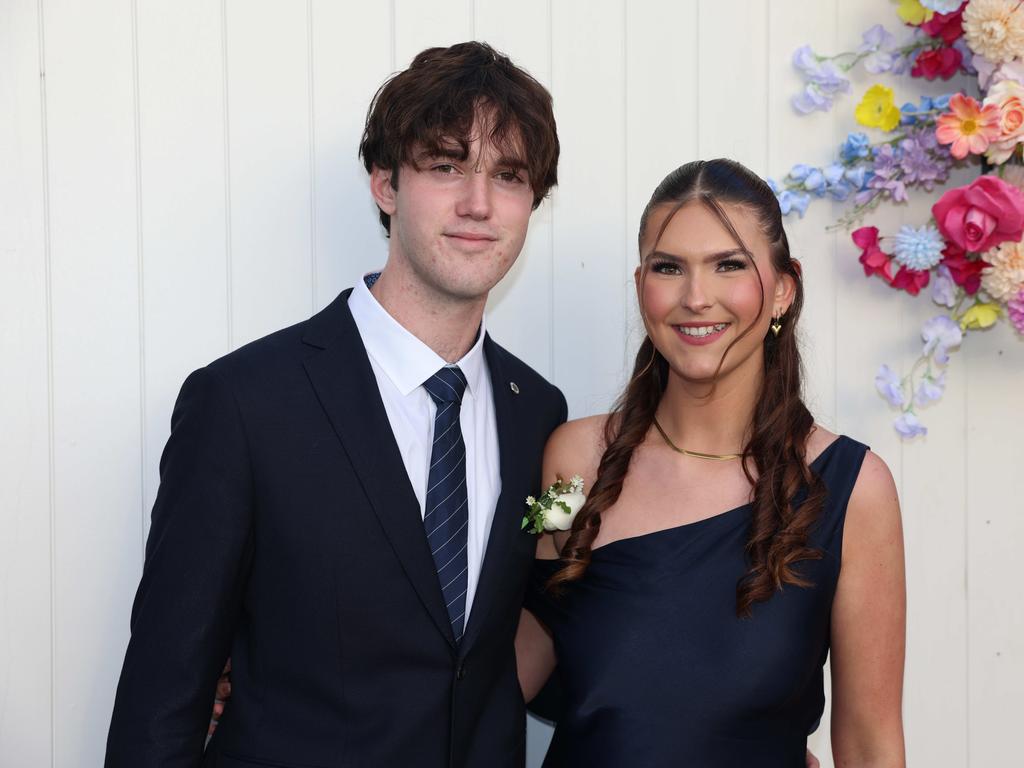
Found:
[809,435,870,557]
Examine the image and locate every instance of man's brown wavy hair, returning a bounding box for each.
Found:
[359,41,559,234]
[550,159,827,617]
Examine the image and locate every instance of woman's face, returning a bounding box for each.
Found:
[636,199,793,387]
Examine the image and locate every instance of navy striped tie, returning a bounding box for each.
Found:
[422,366,470,642]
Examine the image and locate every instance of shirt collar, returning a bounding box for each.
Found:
[347,271,488,399]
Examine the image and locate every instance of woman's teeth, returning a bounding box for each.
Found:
[677,323,728,337]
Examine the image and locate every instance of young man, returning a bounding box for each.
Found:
[105,42,564,768]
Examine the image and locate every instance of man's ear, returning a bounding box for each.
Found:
[369,166,397,217]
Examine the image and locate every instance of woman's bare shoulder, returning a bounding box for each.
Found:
[543,413,613,488]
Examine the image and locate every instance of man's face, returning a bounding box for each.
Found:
[371,121,535,303]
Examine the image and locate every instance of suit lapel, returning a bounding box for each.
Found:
[460,336,527,652]
[301,291,456,648]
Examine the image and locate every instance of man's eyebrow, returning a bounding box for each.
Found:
[494,154,527,169]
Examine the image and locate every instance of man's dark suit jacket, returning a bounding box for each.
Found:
[105,289,567,768]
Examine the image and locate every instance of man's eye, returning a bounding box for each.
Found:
[498,170,524,183]
[432,163,458,174]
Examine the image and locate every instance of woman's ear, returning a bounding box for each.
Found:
[774,262,798,316]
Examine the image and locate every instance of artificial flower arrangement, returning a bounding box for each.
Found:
[770,0,1024,438]
[522,475,586,534]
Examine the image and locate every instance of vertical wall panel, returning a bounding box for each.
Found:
[766,0,839,430]
[309,0,392,310]
[624,0,699,366]
[476,0,555,380]
[136,0,230,537]
[765,3,840,761]
[42,0,143,763]
[225,0,313,346]
[394,0,473,67]
[551,0,627,417]
[0,1,53,764]
[967,322,1024,766]
[697,0,768,172]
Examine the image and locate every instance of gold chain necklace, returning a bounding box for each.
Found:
[652,417,742,461]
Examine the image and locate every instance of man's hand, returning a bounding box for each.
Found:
[208,659,232,737]
[806,748,821,768]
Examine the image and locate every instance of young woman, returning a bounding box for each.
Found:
[516,159,906,767]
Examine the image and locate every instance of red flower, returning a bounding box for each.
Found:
[852,226,895,283]
[911,46,963,80]
[940,245,989,295]
[920,7,965,45]
[890,266,931,295]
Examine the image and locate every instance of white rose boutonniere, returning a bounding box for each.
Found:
[522,475,587,534]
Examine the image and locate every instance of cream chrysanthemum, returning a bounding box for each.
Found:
[981,239,1024,300]
[964,0,1024,63]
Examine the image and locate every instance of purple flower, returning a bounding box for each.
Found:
[952,37,975,76]
[791,46,851,114]
[894,412,928,439]
[858,25,901,74]
[875,364,905,408]
[931,265,957,308]
[914,371,946,407]
[921,315,962,365]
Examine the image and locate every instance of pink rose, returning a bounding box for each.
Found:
[931,175,1024,253]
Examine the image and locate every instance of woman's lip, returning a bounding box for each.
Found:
[672,324,730,346]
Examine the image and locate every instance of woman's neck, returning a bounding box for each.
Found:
[655,360,763,456]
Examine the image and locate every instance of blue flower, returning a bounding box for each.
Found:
[931,93,952,111]
[920,0,965,13]
[892,224,945,271]
[776,189,811,218]
[894,412,927,439]
[844,166,871,190]
[840,132,870,163]
[803,168,828,196]
[875,364,905,408]
[787,163,813,182]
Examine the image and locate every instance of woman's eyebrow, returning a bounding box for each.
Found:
[646,248,748,263]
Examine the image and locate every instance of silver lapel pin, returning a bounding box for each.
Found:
[509,382,520,395]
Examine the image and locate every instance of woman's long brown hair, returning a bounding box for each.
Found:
[550,159,827,617]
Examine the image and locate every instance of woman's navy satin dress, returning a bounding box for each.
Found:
[525,436,868,768]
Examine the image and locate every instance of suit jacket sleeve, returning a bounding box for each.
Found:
[105,366,254,767]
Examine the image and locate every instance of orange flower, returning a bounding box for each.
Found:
[935,93,1001,160]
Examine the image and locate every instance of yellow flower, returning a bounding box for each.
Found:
[855,85,902,132]
[894,0,934,25]
[959,302,1002,330]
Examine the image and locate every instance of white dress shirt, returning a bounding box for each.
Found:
[347,273,501,621]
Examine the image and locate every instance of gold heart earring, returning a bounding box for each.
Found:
[770,312,783,337]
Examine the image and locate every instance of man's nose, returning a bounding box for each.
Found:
[455,172,493,220]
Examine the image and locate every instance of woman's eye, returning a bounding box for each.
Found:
[651,261,681,275]
[716,258,746,272]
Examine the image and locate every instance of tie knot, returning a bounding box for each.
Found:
[423,366,468,406]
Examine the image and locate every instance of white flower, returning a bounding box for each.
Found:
[963,0,1024,63]
[981,239,1024,300]
[542,491,586,532]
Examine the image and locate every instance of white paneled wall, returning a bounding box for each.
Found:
[2,1,1022,766]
